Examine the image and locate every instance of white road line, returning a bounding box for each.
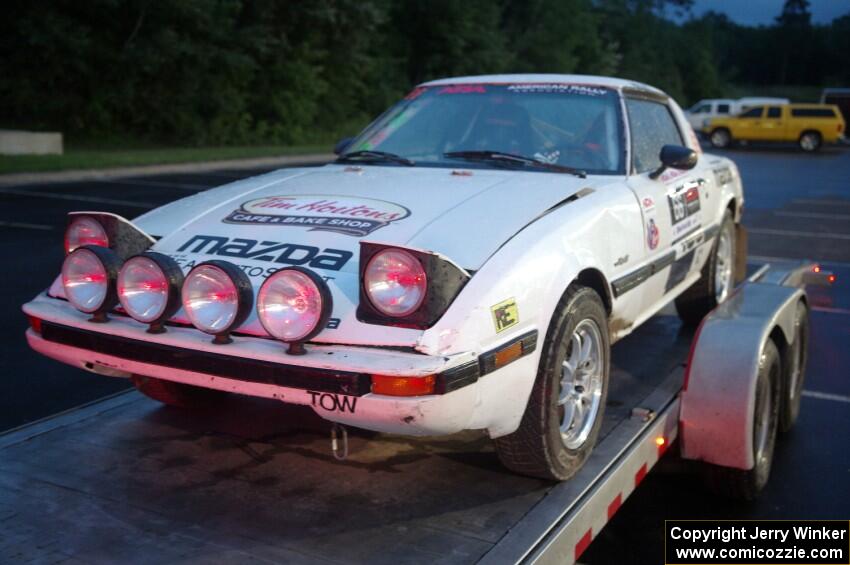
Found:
[97,178,212,191]
[748,228,850,240]
[802,390,850,404]
[793,198,850,207]
[0,188,155,208]
[0,221,53,231]
[774,210,850,221]
[811,306,850,315]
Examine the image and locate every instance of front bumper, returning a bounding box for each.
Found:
[24,293,536,435]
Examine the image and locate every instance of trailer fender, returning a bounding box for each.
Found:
[679,282,803,470]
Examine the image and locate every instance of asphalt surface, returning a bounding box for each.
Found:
[1,145,848,563]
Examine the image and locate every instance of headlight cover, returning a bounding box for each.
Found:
[64,216,108,254]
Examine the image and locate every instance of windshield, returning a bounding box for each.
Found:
[343,83,625,175]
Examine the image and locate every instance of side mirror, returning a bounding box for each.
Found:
[649,144,697,179]
[334,137,354,155]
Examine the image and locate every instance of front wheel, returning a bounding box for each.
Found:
[494,284,610,481]
[710,128,732,149]
[676,210,736,326]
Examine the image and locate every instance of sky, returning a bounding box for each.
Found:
[682,0,850,25]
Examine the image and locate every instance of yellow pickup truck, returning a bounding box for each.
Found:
[706,103,845,152]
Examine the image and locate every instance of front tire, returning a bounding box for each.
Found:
[703,339,781,500]
[709,128,732,149]
[676,210,736,326]
[494,284,610,481]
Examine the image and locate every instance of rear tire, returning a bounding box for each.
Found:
[131,375,225,408]
[703,339,781,500]
[780,301,809,432]
[709,128,732,149]
[494,284,610,481]
[676,210,736,326]
[799,131,822,152]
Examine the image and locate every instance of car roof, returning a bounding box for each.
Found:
[420,74,666,96]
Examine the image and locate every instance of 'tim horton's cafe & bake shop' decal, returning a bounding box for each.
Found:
[224,195,411,237]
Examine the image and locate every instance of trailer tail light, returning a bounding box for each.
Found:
[27,315,42,334]
[371,374,435,396]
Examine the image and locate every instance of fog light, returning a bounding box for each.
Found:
[61,245,122,322]
[182,261,252,343]
[257,267,332,355]
[118,252,184,333]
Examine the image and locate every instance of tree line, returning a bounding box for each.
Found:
[1,0,848,146]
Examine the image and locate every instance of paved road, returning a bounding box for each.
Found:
[1,146,848,562]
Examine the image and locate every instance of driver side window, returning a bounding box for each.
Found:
[626,98,684,174]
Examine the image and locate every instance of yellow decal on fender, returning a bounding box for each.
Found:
[491,298,519,333]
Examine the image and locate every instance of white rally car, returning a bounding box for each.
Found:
[24,74,743,480]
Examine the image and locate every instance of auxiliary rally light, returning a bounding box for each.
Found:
[117,252,184,333]
[61,245,122,322]
[257,267,333,355]
[181,260,252,344]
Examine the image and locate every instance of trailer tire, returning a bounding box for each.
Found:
[703,339,781,500]
[131,375,225,408]
[676,210,736,326]
[495,284,609,481]
[780,301,809,433]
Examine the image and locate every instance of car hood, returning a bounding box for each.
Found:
[130,164,601,345]
[136,163,596,271]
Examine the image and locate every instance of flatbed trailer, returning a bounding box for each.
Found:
[1,261,830,564]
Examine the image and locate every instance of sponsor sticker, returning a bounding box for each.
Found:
[491,298,519,333]
[223,195,411,237]
[647,218,660,250]
[506,84,608,96]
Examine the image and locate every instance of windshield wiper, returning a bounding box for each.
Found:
[443,150,586,178]
[337,150,415,166]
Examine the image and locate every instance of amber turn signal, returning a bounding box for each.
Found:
[371,374,436,396]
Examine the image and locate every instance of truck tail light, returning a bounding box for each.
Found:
[371,374,435,396]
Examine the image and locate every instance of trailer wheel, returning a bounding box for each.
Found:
[131,375,225,408]
[494,284,609,481]
[675,210,736,326]
[704,339,781,500]
[780,301,809,433]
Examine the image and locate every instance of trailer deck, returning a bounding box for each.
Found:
[0,311,693,565]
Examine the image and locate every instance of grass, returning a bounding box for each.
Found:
[0,144,331,175]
